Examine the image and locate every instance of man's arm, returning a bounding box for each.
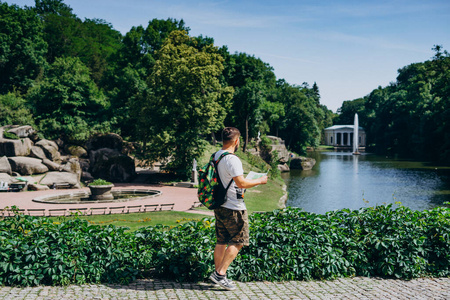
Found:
[233,175,268,189]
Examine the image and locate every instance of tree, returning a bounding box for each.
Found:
[0,92,35,127]
[0,2,47,94]
[134,30,233,177]
[27,57,111,143]
[223,52,276,150]
[363,46,450,163]
[334,97,367,125]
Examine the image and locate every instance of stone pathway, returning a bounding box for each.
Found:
[0,277,449,299]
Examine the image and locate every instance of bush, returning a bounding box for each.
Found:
[3,131,19,140]
[89,179,113,186]
[1,204,450,286]
[0,212,139,286]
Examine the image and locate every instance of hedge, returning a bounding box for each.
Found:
[0,204,449,286]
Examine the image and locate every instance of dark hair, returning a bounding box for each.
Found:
[222,127,240,143]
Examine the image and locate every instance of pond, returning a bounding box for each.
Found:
[282,151,450,214]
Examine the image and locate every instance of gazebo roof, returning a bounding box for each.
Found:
[325,125,364,131]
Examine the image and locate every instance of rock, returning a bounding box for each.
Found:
[30,146,47,160]
[27,183,50,191]
[65,145,87,158]
[0,156,12,175]
[89,148,121,168]
[290,157,316,170]
[0,173,12,184]
[79,158,90,172]
[42,158,60,171]
[90,148,135,182]
[7,157,49,175]
[39,172,79,188]
[7,125,35,138]
[36,139,61,162]
[81,171,94,182]
[86,133,123,152]
[0,138,33,156]
[278,163,290,173]
[60,158,82,181]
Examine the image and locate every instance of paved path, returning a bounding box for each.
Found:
[0,277,449,299]
[0,184,213,216]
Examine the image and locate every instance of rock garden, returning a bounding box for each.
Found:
[0,125,136,191]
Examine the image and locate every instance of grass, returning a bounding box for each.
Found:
[50,211,209,231]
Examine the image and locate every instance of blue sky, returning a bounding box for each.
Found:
[9,0,450,112]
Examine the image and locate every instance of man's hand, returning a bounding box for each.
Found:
[234,175,268,189]
[259,175,268,185]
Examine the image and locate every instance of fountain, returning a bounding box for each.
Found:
[353,113,360,155]
[33,188,162,204]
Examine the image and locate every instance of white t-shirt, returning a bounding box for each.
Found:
[214,150,246,211]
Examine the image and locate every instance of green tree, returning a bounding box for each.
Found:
[135,30,233,177]
[275,80,323,153]
[35,1,121,84]
[363,46,450,163]
[0,92,35,127]
[27,57,111,142]
[334,97,367,125]
[0,2,47,93]
[223,52,276,151]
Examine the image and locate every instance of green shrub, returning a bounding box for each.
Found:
[3,131,19,140]
[0,212,138,286]
[1,204,450,286]
[89,179,113,186]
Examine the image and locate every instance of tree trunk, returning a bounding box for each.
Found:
[244,116,249,152]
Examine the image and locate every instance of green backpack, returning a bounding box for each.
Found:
[197,152,234,210]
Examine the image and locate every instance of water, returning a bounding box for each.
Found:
[33,189,161,204]
[282,151,450,214]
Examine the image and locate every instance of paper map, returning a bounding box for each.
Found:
[246,171,267,180]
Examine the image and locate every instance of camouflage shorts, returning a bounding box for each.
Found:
[214,207,249,246]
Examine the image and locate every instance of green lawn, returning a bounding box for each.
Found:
[50,211,210,231]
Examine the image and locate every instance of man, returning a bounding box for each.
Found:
[209,127,268,290]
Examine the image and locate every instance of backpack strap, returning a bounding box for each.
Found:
[213,151,235,190]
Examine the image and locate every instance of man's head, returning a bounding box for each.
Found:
[222,127,240,152]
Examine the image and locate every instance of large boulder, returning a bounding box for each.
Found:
[39,172,79,188]
[86,133,123,152]
[0,138,33,157]
[7,125,35,138]
[79,158,90,172]
[290,157,316,170]
[28,183,50,191]
[90,148,135,182]
[60,158,82,181]
[278,163,290,173]
[65,145,87,158]
[30,146,47,160]
[0,156,12,175]
[36,139,61,163]
[42,158,60,171]
[7,157,49,175]
[0,173,12,184]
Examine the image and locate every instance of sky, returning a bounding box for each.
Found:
[8,0,450,112]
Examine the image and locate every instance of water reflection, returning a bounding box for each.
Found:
[282,151,450,214]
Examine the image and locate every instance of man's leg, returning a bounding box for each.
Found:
[214,244,227,271]
[217,244,243,276]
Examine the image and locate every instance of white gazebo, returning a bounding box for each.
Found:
[324,125,366,148]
